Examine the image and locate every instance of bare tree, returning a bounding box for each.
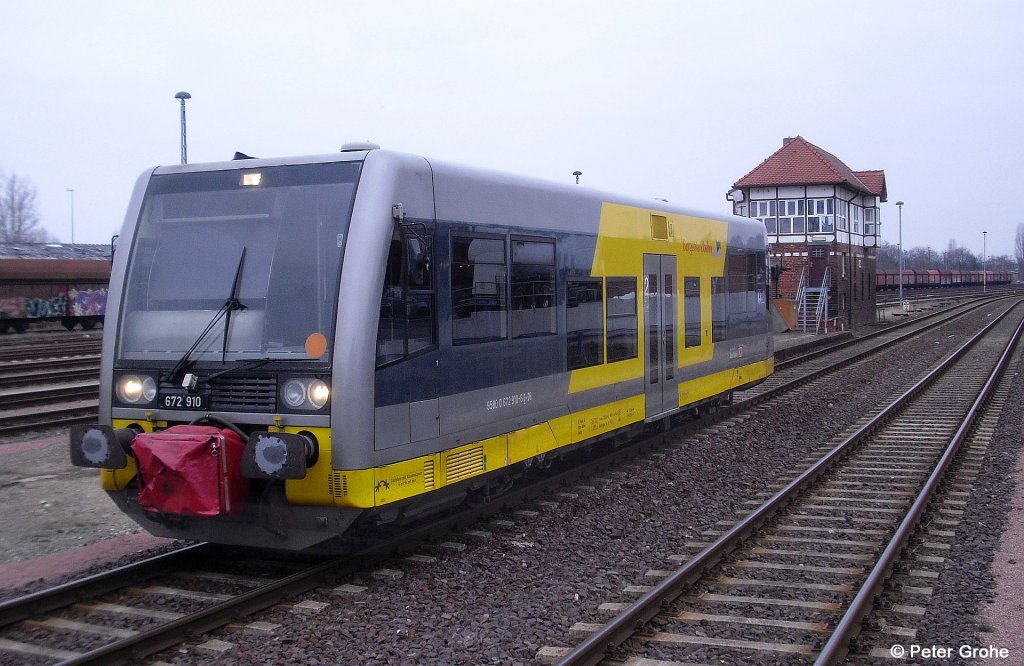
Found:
[1016,223,1024,280]
[0,170,47,242]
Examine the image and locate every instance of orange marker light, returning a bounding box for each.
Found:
[305,332,328,359]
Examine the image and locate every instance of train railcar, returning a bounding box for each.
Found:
[0,243,111,333]
[69,146,773,550]
[876,268,1015,291]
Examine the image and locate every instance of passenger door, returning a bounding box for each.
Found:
[643,254,677,419]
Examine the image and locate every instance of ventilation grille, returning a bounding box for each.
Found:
[328,472,348,497]
[423,460,436,490]
[445,446,485,484]
[207,375,277,412]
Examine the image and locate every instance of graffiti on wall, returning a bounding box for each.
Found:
[25,295,68,318]
[0,288,106,320]
[69,289,107,317]
[0,297,25,319]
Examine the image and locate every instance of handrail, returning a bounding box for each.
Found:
[814,266,830,334]
[795,267,808,332]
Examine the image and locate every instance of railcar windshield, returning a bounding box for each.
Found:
[118,162,359,362]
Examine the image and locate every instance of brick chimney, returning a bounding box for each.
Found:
[783,137,795,146]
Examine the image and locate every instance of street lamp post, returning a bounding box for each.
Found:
[174,91,191,164]
[66,189,74,244]
[572,170,582,185]
[896,201,904,303]
[983,231,988,293]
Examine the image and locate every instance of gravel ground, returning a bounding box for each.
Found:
[152,309,1008,664]
[0,306,1021,665]
[0,433,143,568]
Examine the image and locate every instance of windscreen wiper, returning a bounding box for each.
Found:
[166,247,248,386]
[221,246,247,363]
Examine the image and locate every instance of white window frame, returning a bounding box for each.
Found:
[806,198,835,234]
[752,200,777,234]
[864,208,877,236]
[778,199,805,234]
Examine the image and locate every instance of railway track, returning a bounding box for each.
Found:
[0,332,101,436]
[0,298,1017,662]
[0,420,690,664]
[724,295,1011,414]
[0,339,101,363]
[553,299,1024,665]
[0,296,1005,438]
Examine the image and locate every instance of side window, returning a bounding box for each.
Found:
[684,276,701,347]
[376,239,406,365]
[376,230,436,366]
[606,277,638,362]
[406,233,434,355]
[711,276,726,342]
[452,236,507,344]
[567,279,604,369]
[511,239,556,338]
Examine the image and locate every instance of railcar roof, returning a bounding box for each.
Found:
[149,148,760,235]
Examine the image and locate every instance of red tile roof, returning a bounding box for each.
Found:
[853,169,887,201]
[733,136,886,201]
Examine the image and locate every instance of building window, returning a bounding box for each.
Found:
[851,205,862,234]
[837,200,849,231]
[778,199,805,234]
[752,200,777,234]
[864,208,877,235]
[806,198,834,233]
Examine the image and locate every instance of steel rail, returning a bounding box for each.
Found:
[5,300,1010,661]
[815,308,1024,664]
[53,420,679,665]
[727,297,1009,418]
[0,544,211,629]
[0,402,99,436]
[557,299,1023,666]
[0,341,102,363]
[775,294,1006,370]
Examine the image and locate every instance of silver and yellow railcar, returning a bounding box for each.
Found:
[70,145,773,549]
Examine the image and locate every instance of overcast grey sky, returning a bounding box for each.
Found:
[2,1,1022,258]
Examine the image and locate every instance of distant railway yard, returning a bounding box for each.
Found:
[0,292,1022,664]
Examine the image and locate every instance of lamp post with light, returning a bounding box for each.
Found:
[983,231,987,293]
[573,171,582,185]
[896,201,904,303]
[174,91,191,165]
[66,189,74,244]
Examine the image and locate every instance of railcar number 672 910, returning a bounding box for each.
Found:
[159,391,208,410]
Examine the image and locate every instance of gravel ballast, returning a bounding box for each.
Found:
[1,309,1022,664]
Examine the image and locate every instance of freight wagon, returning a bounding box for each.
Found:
[0,243,111,332]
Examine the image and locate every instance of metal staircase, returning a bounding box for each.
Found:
[797,266,831,334]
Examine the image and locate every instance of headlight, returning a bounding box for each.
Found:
[282,379,307,409]
[280,377,330,410]
[309,380,330,409]
[117,375,157,404]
